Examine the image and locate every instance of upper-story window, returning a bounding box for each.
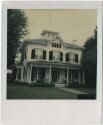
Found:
[31,48,46,60]
[65,52,78,63]
[66,53,69,62]
[49,51,53,60]
[52,42,61,48]
[31,49,35,59]
[75,54,78,63]
[49,51,63,61]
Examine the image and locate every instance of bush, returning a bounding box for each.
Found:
[28,83,55,87]
[67,84,84,88]
[78,93,96,99]
[14,81,27,86]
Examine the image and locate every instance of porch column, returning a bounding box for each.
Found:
[49,66,51,83]
[27,66,30,83]
[71,69,73,83]
[67,67,68,84]
[21,68,23,82]
[37,68,39,79]
[83,70,85,85]
[16,68,18,80]
[29,65,32,83]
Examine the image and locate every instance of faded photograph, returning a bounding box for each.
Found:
[7,9,97,99]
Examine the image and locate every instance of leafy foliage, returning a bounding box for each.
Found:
[81,27,97,88]
[7,9,28,69]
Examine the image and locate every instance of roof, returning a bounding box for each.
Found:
[24,38,83,49]
[41,30,59,36]
[63,42,83,49]
[24,39,49,45]
[58,36,83,49]
[28,61,81,68]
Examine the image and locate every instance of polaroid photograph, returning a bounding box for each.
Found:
[1,1,102,125]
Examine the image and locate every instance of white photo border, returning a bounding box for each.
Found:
[1,1,102,125]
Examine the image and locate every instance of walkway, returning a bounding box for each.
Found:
[58,87,88,95]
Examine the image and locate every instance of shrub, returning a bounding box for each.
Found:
[67,84,83,88]
[14,81,27,86]
[28,83,55,87]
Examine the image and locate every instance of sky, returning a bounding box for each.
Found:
[24,9,97,46]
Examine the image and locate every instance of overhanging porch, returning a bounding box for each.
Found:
[27,62,85,85]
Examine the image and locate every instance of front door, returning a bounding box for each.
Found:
[52,69,59,83]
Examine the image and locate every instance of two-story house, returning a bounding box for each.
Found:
[15,30,85,87]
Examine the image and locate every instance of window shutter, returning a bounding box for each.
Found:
[31,49,35,59]
[49,51,53,60]
[66,53,69,62]
[43,50,46,60]
[75,54,78,63]
[60,44,61,48]
[60,52,63,61]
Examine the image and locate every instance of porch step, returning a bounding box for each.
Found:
[55,84,66,87]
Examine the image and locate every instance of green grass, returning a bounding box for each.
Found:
[7,83,78,99]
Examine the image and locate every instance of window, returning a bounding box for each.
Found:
[54,43,56,47]
[66,53,69,62]
[43,50,46,60]
[49,51,62,61]
[49,51,53,60]
[31,48,47,60]
[75,54,78,63]
[31,49,35,59]
[52,42,61,48]
[60,52,63,61]
[60,44,61,48]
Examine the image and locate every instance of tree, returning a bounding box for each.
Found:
[81,27,97,88]
[7,9,28,69]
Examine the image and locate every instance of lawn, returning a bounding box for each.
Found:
[7,83,78,99]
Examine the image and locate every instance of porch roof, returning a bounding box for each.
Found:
[28,61,81,69]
